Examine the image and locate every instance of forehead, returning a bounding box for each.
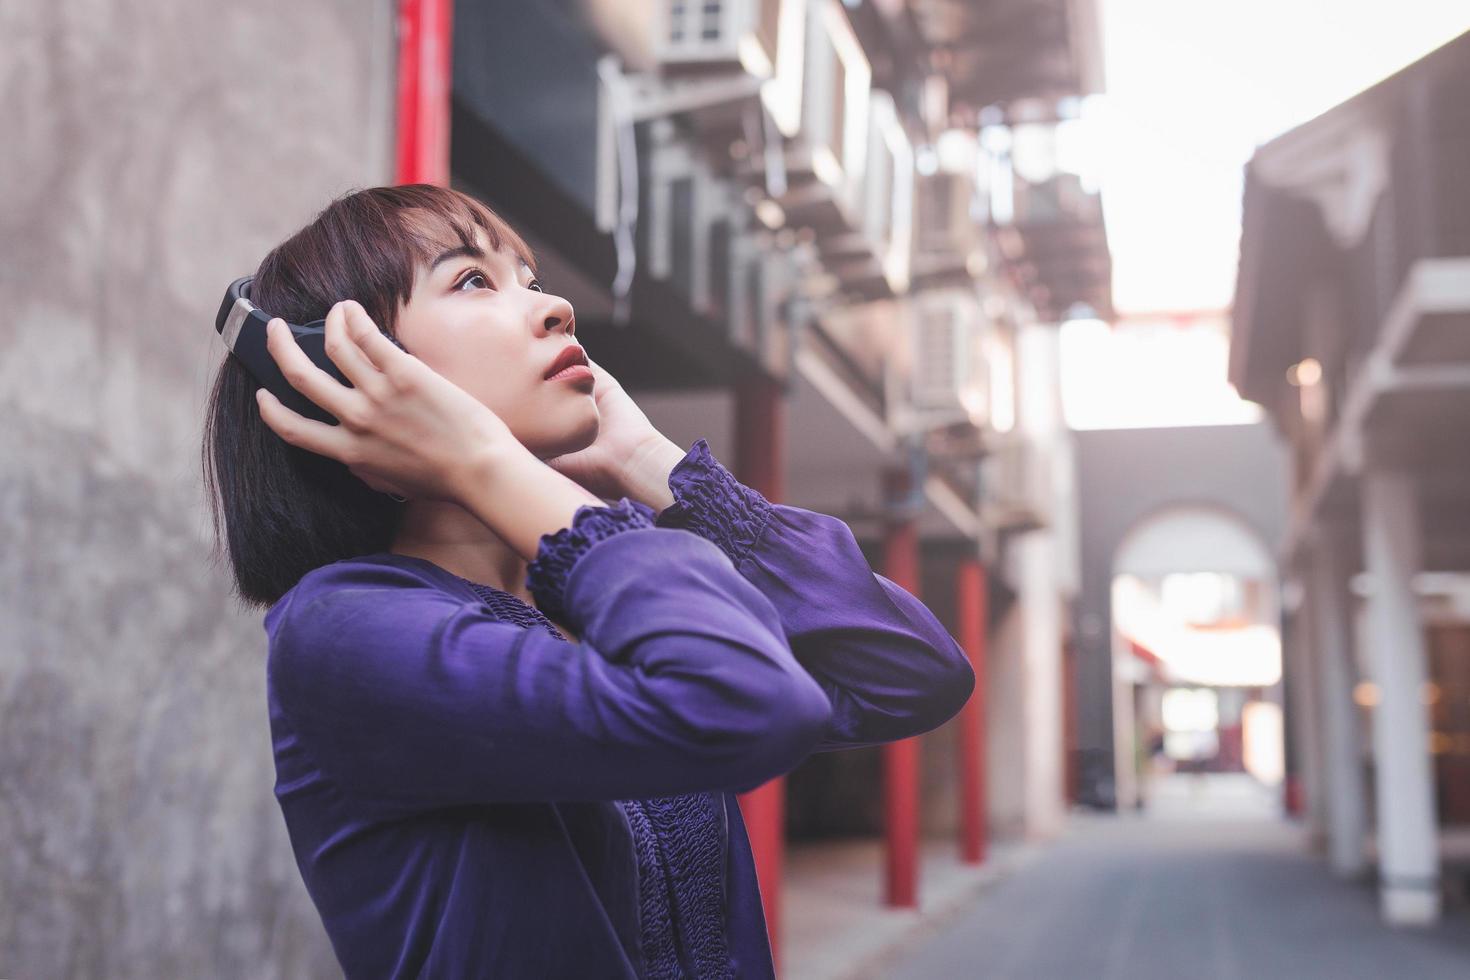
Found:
[400,206,536,274]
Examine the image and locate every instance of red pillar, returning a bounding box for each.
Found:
[395,0,453,185]
[1284,777,1304,817]
[955,557,988,865]
[1062,633,1079,807]
[882,468,921,908]
[735,377,788,970]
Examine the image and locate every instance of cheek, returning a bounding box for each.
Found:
[427,335,536,415]
[398,306,540,414]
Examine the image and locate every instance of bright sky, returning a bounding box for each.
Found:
[1058,2,1469,430]
[1095,0,1470,314]
[1059,312,1264,428]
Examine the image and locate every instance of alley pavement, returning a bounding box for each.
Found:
[877,774,1470,980]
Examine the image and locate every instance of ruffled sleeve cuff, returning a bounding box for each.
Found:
[525,496,657,622]
[653,437,775,570]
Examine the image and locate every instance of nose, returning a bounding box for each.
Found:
[541,295,576,335]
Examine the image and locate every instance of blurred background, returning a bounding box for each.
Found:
[4,0,1470,976]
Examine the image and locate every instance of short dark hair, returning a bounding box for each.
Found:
[201,184,536,609]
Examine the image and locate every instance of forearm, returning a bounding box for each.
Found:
[625,437,975,747]
[456,442,606,562]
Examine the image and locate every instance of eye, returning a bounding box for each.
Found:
[454,268,492,292]
[527,279,544,293]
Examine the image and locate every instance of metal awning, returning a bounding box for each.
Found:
[906,0,1105,112]
[1279,258,1470,570]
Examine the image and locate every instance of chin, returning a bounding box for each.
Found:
[528,405,600,459]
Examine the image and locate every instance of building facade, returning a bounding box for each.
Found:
[2,0,1111,974]
[444,2,1108,963]
[1231,30,1470,927]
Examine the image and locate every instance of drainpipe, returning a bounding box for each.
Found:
[395,0,452,185]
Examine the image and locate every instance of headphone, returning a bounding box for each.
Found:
[215,276,407,425]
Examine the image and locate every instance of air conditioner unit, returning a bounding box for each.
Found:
[640,122,687,281]
[861,90,914,294]
[650,0,809,149]
[916,170,981,258]
[723,230,793,376]
[1012,171,1099,226]
[811,88,912,297]
[656,0,786,79]
[640,121,721,313]
[779,0,869,229]
[708,188,744,326]
[909,289,981,418]
[979,434,1050,533]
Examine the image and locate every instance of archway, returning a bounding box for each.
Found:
[1110,504,1283,812]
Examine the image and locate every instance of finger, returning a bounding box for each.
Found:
[264,317,359,423]
[342,300,414,375]
[256,387,355,462]
[323,301,389,397]
[326,301,388,393]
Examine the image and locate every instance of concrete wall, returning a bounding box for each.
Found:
[1072,423,1290,807]
[1,2,395,975]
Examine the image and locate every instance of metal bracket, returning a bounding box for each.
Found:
[883,433,930,519]
[618,71,765,124]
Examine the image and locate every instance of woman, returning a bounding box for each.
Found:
[202,184,975,978]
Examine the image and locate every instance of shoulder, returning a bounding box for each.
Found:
[263,553,475,646]
[302,551,464,595]
[262,553,531,708]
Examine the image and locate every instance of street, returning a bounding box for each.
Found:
[881,775,1470,980]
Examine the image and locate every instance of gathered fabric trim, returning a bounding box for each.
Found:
[654,438,775,570]
[620,793,734,980]
[524,496,657,622]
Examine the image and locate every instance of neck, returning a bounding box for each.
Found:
[389,499,530,602]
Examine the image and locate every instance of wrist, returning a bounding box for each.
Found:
[452,437,524,507]
[616,433,687,514]
[456,439,607,562]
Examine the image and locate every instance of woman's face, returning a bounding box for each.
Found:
[394,225,599,460]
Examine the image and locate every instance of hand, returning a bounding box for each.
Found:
[543,355,664,499]
[255,300,517,505]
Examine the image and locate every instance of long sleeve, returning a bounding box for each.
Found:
[653,439,975,752]
[265,498,834,815]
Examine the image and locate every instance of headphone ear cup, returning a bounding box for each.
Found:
[262,320,348,425]
[219,273,411,421]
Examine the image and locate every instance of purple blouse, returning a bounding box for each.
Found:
[263,438,975,978]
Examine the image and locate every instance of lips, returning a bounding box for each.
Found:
[544,345,588,380]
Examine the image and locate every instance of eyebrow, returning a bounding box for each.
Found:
[429,245,485,272]
[428,245,535,279]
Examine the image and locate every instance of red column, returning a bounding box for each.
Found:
[1062,633,1079,807]
[735,377,788,970]
[955,556,988,864]
[882,468,921,908]
[394,0,453,185]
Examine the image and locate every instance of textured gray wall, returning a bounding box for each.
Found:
[1071,423,1290,805]
[1,1,395,975]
